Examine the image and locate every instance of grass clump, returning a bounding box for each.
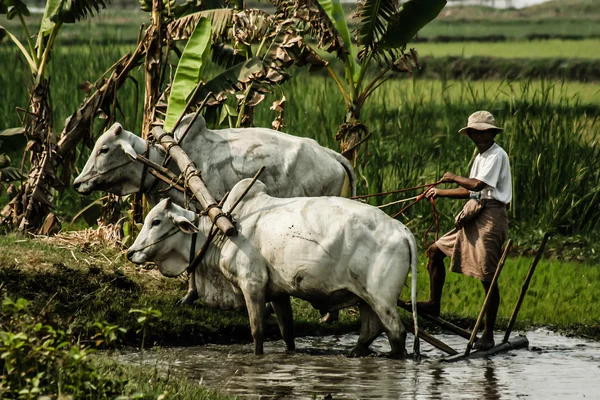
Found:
[0,296,127,398]
[0,294,234,399]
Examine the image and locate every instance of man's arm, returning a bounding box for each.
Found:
[432,187,470,199]
[442,172,486,192]
[425,172,486,199]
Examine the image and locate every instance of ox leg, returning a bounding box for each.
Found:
[177,271,199,306]
[242,284,266,355]
[350,302,382,357]
[371,302,407,359]
[271,296,296,352]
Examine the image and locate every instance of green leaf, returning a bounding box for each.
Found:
[40,0,63,36]
[0,166,22,182]
[164,17,212,132]
[6,0,29,20]
[50,0,111,25]
[316,0,360,84]
[0,3,8,14]
[0,24,37,73]
[380,0,447,50]
[357,0,397,47]
[0,127,25,136]
[192,56,264,104]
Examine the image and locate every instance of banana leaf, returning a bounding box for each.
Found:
[380,0,447,49]
[164,17,212,132]
[316,0,360,84]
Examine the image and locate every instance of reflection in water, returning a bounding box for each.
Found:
[483,365,500,400]
[120,329,600,399]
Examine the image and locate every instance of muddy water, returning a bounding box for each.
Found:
[121,329,600,399]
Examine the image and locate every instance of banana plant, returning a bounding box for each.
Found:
[0,0,110,86]
[165,7,327,130]
[272,0,447,162]
[0,0,110,233]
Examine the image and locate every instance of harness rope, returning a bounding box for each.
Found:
[133,228,180,252]
[389,181,442,248]
[75,159,134,185]
[355,181,443,248]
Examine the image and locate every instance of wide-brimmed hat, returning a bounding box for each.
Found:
[458,111,503,135]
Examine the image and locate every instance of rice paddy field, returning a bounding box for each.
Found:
[1,1,599,397]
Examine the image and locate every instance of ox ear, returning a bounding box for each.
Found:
[171,214,199,235]
[112,123,123,136]
[120,141,138,161]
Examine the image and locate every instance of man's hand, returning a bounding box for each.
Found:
[440,172,456,183]
[425,188,439,199]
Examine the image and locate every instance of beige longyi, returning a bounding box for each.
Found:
[435,200,508,282]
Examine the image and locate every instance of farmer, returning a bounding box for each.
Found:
[418,110,512,351]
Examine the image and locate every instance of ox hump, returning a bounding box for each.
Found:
[173,113,207,142]
[223,178,268,211]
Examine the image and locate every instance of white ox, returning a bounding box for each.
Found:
[127,179,419,357]
[73,114,356,204]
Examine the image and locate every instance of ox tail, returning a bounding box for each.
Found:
[408,232,420,359]
[327,149,357,197]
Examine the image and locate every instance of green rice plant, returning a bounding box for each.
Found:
[414,39,600,59]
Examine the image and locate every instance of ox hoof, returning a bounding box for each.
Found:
[176,292,198,306]
[349,346,375,358]
[386,350,408,360]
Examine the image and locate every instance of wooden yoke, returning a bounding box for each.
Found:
[151,126,236,237]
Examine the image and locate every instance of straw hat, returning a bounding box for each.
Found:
[458,111,503,135]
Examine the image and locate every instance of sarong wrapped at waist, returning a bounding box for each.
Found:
[435,200,508,282]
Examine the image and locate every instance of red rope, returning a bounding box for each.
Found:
[390,181,443,248]
[351,182,440,200]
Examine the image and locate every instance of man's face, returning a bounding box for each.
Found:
[467,129,497,145]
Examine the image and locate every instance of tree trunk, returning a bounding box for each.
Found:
[131,0,164,223]
[336,104,369,165]
[0,79,61,234]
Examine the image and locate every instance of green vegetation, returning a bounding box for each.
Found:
[416,39,600,59]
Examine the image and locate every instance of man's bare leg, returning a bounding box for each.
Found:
[416,244,446,317]
[474,280,499,350]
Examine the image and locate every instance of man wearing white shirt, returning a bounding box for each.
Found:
[418,111,512,351]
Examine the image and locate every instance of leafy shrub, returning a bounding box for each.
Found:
[0,296,127,399]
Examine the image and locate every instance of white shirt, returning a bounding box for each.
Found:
[469,143,512,204]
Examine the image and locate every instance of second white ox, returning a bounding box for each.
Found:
[73,114,356,204]
[127,179,419,357]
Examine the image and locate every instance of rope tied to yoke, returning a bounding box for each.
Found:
[356,181,443,248]
[393,181,442,248]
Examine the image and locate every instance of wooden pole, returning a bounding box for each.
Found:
[398,300,476,341]
[503,233,550,343]
[444,335,528,362]
[151,127,236,237]
[187,167,265,273]
[403,323,458,356]
[464,239,513,356]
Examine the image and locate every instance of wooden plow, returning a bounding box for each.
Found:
[398,233,549,361]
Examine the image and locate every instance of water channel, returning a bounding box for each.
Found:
[121,328,600,399]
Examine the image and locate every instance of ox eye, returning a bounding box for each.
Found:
[151,219,161,227]
[98,146,109,155]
